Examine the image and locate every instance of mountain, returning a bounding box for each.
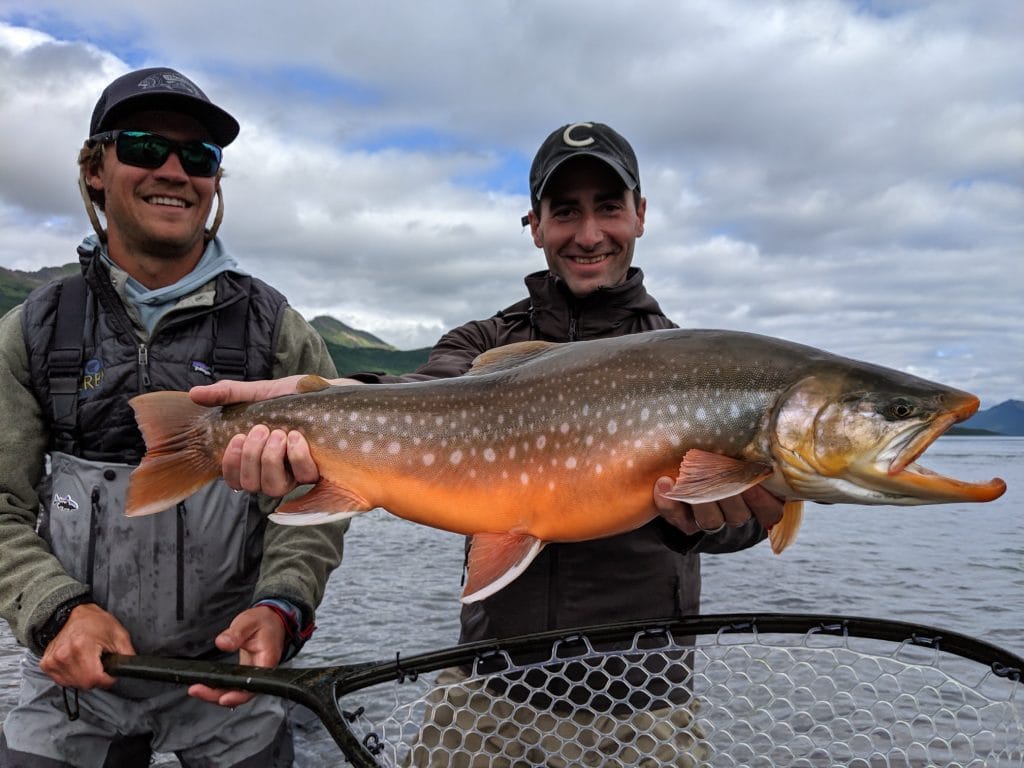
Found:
[309,315,430,375]
[956,400,1024,436]
[0,264,79,316]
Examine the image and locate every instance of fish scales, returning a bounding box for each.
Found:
[125,329,1006,603]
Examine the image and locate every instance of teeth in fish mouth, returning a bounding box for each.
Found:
[147,196,188,208]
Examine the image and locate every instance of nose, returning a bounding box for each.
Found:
[154,149,190,180]
[574,214,604,249]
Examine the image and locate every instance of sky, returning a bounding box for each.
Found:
[0,1,1020,408]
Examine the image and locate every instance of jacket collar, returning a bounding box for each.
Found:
[523,267,667,340]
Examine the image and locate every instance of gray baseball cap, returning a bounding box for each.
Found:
[90,67,240,146]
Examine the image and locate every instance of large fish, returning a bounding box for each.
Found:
[125,329,1006,603]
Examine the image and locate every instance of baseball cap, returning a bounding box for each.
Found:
[528,122,640,211]
[90,67,240,147]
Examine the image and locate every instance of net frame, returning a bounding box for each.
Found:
[105,613,1024,767]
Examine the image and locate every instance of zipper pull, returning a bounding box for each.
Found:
[137,344,151,389]
[568,317,578,341]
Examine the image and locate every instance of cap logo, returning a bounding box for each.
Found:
[562,122,596,148]
[137,71,202,97]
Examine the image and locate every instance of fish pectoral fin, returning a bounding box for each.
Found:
[466,341,560,376]
[664,449,774,504]
[271,479,372,521]
[296,374,333,393]
[769,499,804,554]
[461,532,545,604]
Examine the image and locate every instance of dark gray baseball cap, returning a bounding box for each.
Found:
[528,122,640,210]
[90,67,240,147]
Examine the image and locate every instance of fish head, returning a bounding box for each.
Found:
[769,367,1006,505]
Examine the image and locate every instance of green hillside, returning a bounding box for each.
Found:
[0,264,79,317]
[0,263,429,375]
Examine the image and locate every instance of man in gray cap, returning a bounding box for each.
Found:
[0,67,346,767]
[189,122,784,762]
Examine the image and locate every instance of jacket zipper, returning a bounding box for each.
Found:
[137,343,151,391]
[176,502,187,621]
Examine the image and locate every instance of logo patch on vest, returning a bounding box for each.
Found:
[53,493,79,512]
[81,359,104,394]
[190,361,214,378]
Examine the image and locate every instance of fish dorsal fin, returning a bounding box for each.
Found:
[297,374,333,393]
[461,532,546,603]
[466,340,560,377]
[769,499,804,554]
[663,448,774,504]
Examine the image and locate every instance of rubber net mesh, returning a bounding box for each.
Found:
[338,627,1024,767]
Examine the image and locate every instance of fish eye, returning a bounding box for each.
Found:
[883,398,918,420]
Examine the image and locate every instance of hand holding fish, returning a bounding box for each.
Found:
[191,377,358,495]
[656,481,784,536]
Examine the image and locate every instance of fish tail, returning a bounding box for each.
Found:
[125,392,223,517]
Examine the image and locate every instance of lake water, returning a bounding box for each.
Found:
[1,436,1021,765]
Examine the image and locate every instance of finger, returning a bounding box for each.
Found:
[653,478,701,535]
[237,426,272,493]
[716,494,756,527]
[740,485,786,528]
[259,429,295,497]
[286,431,319,485]
[186,684,254,707]
[690,501,726,532]
[188,380,261,406]
[221,434,247,490]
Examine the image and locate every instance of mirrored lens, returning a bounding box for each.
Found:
[115,131,222,177]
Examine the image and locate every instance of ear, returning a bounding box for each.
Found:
[528,209,543,248]
[634,196,646,238]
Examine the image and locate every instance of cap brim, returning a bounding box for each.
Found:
[98,93,240,147]
[534,151,639,203]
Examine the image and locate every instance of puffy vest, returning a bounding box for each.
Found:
[21,251,287,656]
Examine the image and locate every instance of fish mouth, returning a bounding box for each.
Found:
[873,400,1006,503]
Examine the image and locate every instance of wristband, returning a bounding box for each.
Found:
[34,594,94,652]
[253,597,315,662]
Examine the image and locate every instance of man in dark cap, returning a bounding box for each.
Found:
[0,67,346,767]
[189,122,783,761]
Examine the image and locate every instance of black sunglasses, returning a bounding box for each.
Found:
[89,130,223,178]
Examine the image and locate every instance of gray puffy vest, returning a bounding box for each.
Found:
[22,250,286,656]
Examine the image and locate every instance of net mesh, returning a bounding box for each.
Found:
[337,625,1024,767]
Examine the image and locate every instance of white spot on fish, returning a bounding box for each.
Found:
[565,457,577,469]
[423,453,435,466]
[361,440,374,454]
[560,422,570,434]
[595,464,603,474]
[520,473,529,485]
[536,436,546,450]
[607,420,618,435]
[509,446,516,459]
[450,450,463,465]
[336,438,348,450]
[388,442,400,455]
[376,416,387,425]
[640,408,650,422]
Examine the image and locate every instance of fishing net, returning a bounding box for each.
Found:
[337,618,1024,768]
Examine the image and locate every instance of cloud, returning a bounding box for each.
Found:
[0,0,1020,406]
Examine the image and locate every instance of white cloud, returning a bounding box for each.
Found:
[0,0,1020,406]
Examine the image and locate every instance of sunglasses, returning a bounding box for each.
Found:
[89,130,223,177]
